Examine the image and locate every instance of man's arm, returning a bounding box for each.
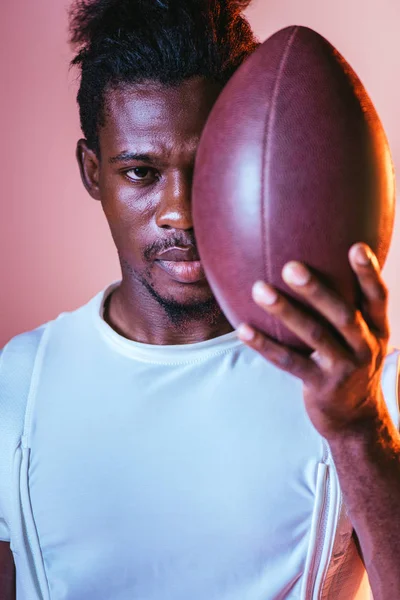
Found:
[236,243,400,599]
[351,372,400,572]
[0,542,16,600]
[328,400,400,599]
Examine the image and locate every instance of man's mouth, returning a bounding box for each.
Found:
[155,259,206,284]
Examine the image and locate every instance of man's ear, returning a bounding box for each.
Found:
[76,139,101,201]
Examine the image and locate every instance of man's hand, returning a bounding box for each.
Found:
[237,242,389,440]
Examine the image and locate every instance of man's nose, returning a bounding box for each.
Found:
[155,170,194,230]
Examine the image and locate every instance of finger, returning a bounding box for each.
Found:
[251,281,352,368]
[281,261,372,359]
[237,322,320,384]
[349,243,390,338]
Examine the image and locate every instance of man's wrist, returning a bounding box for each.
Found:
[326,400,400,465]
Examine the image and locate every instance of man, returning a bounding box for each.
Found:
[0,0,399,598]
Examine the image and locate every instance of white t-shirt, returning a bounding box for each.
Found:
[0,281,399,600]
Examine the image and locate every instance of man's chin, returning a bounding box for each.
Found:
[143,277,224,327]
[151,283,219,310]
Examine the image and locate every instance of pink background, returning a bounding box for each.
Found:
[1,0,400,348]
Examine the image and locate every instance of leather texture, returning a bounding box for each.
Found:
[192,25,396,353]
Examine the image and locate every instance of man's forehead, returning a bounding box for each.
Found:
[101,79,220,155]
[104,79,219,126]
[108,138,200,164]
[103,121,201,162]
[105,84,185,125]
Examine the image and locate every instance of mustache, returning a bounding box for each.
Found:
[144,237,198,261]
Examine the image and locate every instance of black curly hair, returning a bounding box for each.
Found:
[68,0,260,155]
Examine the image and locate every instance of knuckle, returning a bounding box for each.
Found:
[382,321,391,339]
[335,361,357,384]
[338,308,358,328]
[277,349,295,369]
[358,344,373,365]
[309,322,325,345]
[256,336,295,371]
[307,279,321,298]
[278,302,292,319]
[374,283,388,303]
[344,360,357,376]
[256,334,274,354]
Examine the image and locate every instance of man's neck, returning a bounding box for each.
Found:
[103,286,235,346]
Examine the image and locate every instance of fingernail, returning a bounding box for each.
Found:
[356,245,372,266]
[282,262,311,286]
[237,324,255,341]
[252,281,278,305]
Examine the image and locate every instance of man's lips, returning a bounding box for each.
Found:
[156,246,201,262]
[156,260,206,283]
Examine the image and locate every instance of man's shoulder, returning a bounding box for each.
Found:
[0,293,100,405]
[0,323,48,363]
[0,287,104,360]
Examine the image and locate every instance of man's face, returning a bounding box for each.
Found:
[93,77,224,322]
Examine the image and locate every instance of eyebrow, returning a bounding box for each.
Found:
[108,151,156,164]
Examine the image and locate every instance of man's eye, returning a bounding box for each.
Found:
[125,167,157,182]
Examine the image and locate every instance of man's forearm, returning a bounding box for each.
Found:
[0,542,15,600]
[328,397,400,600]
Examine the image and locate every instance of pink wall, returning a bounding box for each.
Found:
[1,0,399,347]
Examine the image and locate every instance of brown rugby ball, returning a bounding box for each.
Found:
[192,25,396,354]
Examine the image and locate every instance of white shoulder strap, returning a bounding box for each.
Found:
[0,326,46,541]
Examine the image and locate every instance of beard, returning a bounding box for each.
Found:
[140,275,224,330]
[120,255,226,331]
